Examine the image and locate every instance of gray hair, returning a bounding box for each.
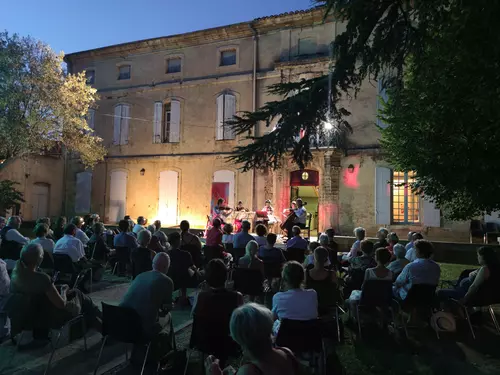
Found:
[152,252,170,274]
[21,243,44,267]
[319,234,329,246]
[137,229,152,247]
[154,230,168,246]
[245,240,259,258]
[354,227,366,240]
[147,224,156,233]
[393,244,407,259]
[230,303,273,356]
[7,216,21,229]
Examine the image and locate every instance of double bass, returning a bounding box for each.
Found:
[280,209,296,231]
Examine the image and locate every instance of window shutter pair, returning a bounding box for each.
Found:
[153,100,180,143]
[216,94,236,140]
[113,104,130,145]
[87,109,95,130]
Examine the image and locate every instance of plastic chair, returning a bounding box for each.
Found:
[53,253,92,292]
[232,267,264,296]
[94,302,152,375]
[275,319,325,374]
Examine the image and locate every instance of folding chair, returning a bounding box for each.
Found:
[53,253,92,292]
[402,284,438,338]
[113,246,131,277]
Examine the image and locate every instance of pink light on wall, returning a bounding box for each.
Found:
[343,164,360,189]
[318,202,339,232]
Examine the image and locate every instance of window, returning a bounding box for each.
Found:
[113,104,130,145]
[220,50,237,66]
[87,109,95,130]
[153,101,180,143]
[85,69,95,84]
[216,93,236,140]
[118,65,131,80]
[298,38,317,57]
[377,77,389,129]
[75,172,92,213]
[392,171,420,224]
[166,58,182,74]
[163,103,172,142]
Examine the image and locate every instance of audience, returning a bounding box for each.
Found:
[258,233,286,263]
[394,240,441,300]
[387,244,409,275]
[180,220,202,252]
[206,218,224,248]
[305,246,338,315]
[286,226,308,250]
[0,216,29,260]
[31,223,55,257]
[71,216,90,246]
[152,220,170,251]
[304,235,331,267]
[120,252,173,341]
[148,224,166,253]
[375,228,389,248]
[83,215,95,238]
[114,219,139,249]
[233,221,254,249]
[325,228,339,254]
[253,224,268,247]
[405,233,423,262]
[239,240,264,274]
[405,231,417,251]
[344,227,366,260]
[349,240,376,270]
[131,230,156,278]
[272,261,318,335]
[133,216,147,235]
[206,303,300,375]
[36,217,55,240]
[88,222,111,262]
[0,258,10,340]
[386,232,399,254]
[0,217,6,231]
[53,216,67,241]
[222,223,234,246]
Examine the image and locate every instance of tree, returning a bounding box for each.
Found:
[0,180,25,214]
[0,32,106,168]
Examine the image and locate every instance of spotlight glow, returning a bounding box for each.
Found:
[323,121,333,130]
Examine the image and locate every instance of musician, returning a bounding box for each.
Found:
[285,198,307,240]
[213,198,232,224]
[235,201,248,212]
[262,200,280,232]
[283,201,298,217]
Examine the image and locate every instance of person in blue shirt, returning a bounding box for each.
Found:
[259,233,286,263]
[286,226,308,250]
[233,220,254,249]
[114,220,138,249]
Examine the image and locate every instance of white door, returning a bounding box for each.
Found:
[32,184,49,219]
[109,171,127,223]
[158,171,178,225]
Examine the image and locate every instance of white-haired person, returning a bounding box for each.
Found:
[131,230,156,278]
[206,303,300,375]
[304,234,331,267]
[374,227,389,249]
[405,232,424,262]
[31,223,55,259]
[239,240,264,274]
[387,244,409,275]
[0,216,29,261]
[343,227,366,261]
[147,224,167,253]
[132,216,147,235]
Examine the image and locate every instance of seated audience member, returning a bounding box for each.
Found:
[31,223,55,258]
[131,230,156,278]
[349,240,376,270]
[10,243,102,339]
[387,244,409,275]
[325,228,340,266]
[239,240,264,274]
[286,226,308,250]
[305,246,338,315]
[222,223,234,246]
[120,252,173,340]
[133,216,147,235]
[347,247,393,311]
[114,219,139,249]
[71,216,90,246]
[375,228,389,248]
[168,232,200,303]
[87,222,111,262]
[386,232,399,254]
[147,225,166,253]
[233,220,254,249]
[0,217,6,231]
[206,218,224,248]
[152,220,170,251]
[0,216,29,260]
[259,233,286,264]
[0,258,10,339]
[83,215,95,238]
[180,220,202,252]
[394,240,441,301]
[405,232,423,262]
[344,227,366,260]
[437,246,500,303]
[272,261,318,335]
[206,303,300,375]
[53,216,67,242]
[36,217,55,241]
[405,231,417,251]
[304,235,331,267]
[254,224,268,247]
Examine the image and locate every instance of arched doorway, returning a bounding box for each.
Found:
[290,169,320,234]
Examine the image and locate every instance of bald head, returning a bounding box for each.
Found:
[153,252,170,274]
[21,243,44,268]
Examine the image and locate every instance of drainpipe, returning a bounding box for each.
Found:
[250,23,258,211]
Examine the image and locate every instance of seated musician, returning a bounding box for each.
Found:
[263,200,280,231]
[285,198,307,240]
[213,198,232,224]
[235,201,248,212]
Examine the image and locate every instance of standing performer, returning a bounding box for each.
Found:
[284,198,307,239]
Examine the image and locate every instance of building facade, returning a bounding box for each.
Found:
[63,8,471,241]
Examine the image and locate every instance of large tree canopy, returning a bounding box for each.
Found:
[230,0,500,220]
[0,32,106,168]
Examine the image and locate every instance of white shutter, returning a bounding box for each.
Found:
[223,94,236,140]
[216,95,224,140]
[75,172,92,213]
[113,105,121,145]
[170,100,181,143]
[153,102,162,144]
[120,104,130,145]
[423,197,441,227]
[87,109,95,130]
[375,166,391,225]
[109,170,127,223]
[159,171,179,225]
[377,79,389,129]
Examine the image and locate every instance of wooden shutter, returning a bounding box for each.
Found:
[223,94,236,140]
[159,170,179,225]
[120,104,130,145]
[423,197,441,227]
[87,109,95,130]
[109,170,127,223]
[153,102,162,143]
[170,100,181,143]
[75,172,92,213]
[375,166,391,225]
[216,95,224,140]
[113,105,121,145]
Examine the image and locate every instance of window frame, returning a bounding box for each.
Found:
[216,92,236,141]
[85,69,95,85]
[117,64,131,81]
[166,57,182,74]
[162,102,172,143]
[217,46,239,69]
[391,171,421,225]
[220,49,237,66]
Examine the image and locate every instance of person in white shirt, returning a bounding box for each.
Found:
[71,216,90,246]
[405,232,423,262]
[0,216,29,260]
[54,224,86,262]
[31,223,55,256]
[133,216,147,235]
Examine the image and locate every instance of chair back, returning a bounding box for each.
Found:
[53,253,77,274]
[190,313,240,358]
[40,252,55,270]
[131,249,152,279]
[275,319,322,354]
[405,284,437,308]
[262,261,282,279]
[359,280,394,307]
[105,233,115,248]
[203,246,224,264]
[232,267,264,296]
[181,244,203,268]
[467,272,500,306]
[115,246,131,263]
[101,302,145,343]
[347,268,366,291]
[285,248,306,263]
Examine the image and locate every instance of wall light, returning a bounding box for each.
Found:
[347,164,355,174]
[140,168,145,176]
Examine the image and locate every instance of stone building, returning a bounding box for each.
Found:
[63,7,472,241]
